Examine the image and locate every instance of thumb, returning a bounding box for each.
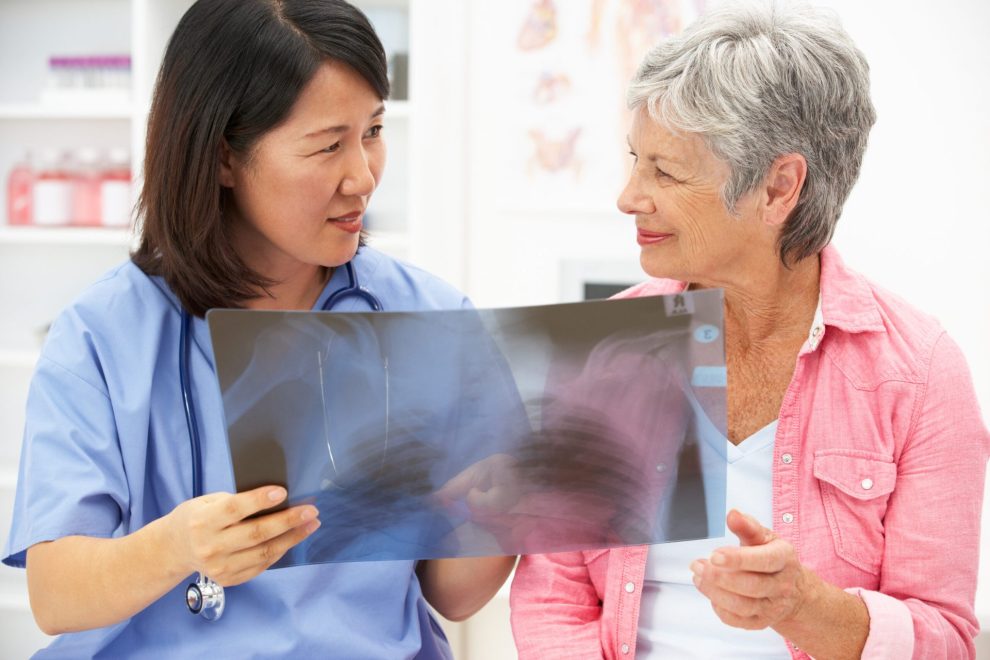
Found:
[435,469,477,504]
[726,509,774,547]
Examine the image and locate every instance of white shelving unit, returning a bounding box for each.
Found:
[0,0,469,657]
[0,226,133,247]
[0,103,134,120]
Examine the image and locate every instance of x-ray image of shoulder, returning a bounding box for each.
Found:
[207,290,727,566]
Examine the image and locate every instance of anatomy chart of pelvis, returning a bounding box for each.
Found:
[483,0,707,211]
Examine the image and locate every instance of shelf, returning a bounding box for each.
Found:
[0,226,133,247]
[0,103,132,121]
[386,100,412,119]
[355,0,411,11]
[0,350,39,369]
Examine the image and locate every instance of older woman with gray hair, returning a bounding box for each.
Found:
[510,2,989,659]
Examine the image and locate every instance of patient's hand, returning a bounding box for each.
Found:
[435,453,522,516]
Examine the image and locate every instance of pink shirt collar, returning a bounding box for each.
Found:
[617,244,885,336]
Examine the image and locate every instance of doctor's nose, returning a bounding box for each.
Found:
[339,148,378,198]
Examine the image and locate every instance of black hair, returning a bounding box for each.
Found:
[133,0,389,316]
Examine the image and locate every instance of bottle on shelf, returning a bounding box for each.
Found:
[100,148,131,228]
[32,149,73,227]
[40,54,132,107]
[6,153,34,226]
[72,147,103,227]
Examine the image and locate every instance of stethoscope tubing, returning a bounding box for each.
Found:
[179,310,203,499]
[178,259,384,621]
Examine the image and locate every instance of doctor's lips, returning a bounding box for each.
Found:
[328,210,363,234]
[637,228,673,246]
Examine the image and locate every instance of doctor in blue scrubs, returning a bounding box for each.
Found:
[2,0,514,656]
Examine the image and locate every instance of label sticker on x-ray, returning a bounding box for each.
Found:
[663,293,695,317]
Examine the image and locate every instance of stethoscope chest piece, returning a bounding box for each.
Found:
[186,573,225,621]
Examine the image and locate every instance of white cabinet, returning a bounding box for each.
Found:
[0,0,467,656]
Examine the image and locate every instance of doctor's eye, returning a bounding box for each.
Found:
[320,142,342,155]
[365,125,384,139]
[628,150,638,162]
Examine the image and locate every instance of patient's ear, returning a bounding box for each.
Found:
[762,153,807,228]
[218,139,236,189]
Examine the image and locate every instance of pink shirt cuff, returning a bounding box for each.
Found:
[845,587,915,659]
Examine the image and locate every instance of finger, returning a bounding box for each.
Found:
[435,469,481,503]
[704,565,777,599]
[197,492,229,505]
[709,539,790,574]
[711,604,767,631]
[466,485,517,513]
[726,509,774,547]
[221,519,321,586]
[210,486,288,527]
[691,565,765,619]
[221,504,319,553]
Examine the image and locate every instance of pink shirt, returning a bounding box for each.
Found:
[510,246,990,659]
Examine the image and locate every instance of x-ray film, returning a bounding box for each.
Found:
[207,290,727,567]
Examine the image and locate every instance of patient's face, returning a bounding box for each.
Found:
[617,108,766,286]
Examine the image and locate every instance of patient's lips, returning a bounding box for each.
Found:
[637,228,673,246]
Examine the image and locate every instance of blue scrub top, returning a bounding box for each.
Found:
[3,247,462,659]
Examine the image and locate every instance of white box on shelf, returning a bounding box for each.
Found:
[37,89,131,110]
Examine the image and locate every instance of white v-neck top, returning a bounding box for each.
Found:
[636,419,791,659]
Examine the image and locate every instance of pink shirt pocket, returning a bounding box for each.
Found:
[813,449,897,575]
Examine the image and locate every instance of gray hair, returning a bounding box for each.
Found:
[628,1,876,264]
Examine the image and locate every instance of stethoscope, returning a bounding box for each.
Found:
[180,261,384,621]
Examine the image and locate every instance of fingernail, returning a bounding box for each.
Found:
[268,487,287,502]
[711,552,726,566]
[305,520,321,534]
[300,507,317,521]
[692,574,701,587]
[690,560,703,576]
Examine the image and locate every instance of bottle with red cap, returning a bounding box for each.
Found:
[6,152,34,226]
[32,149,73,227]
[72,147,103,227]
[100,148,131,228]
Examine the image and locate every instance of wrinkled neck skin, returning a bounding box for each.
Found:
[692,251,821,356]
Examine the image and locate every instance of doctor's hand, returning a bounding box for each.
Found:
[163,486,320,587]
[690,509,820,632]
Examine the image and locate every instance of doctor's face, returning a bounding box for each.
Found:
[617,108,765,286]
[222,60,386,277]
